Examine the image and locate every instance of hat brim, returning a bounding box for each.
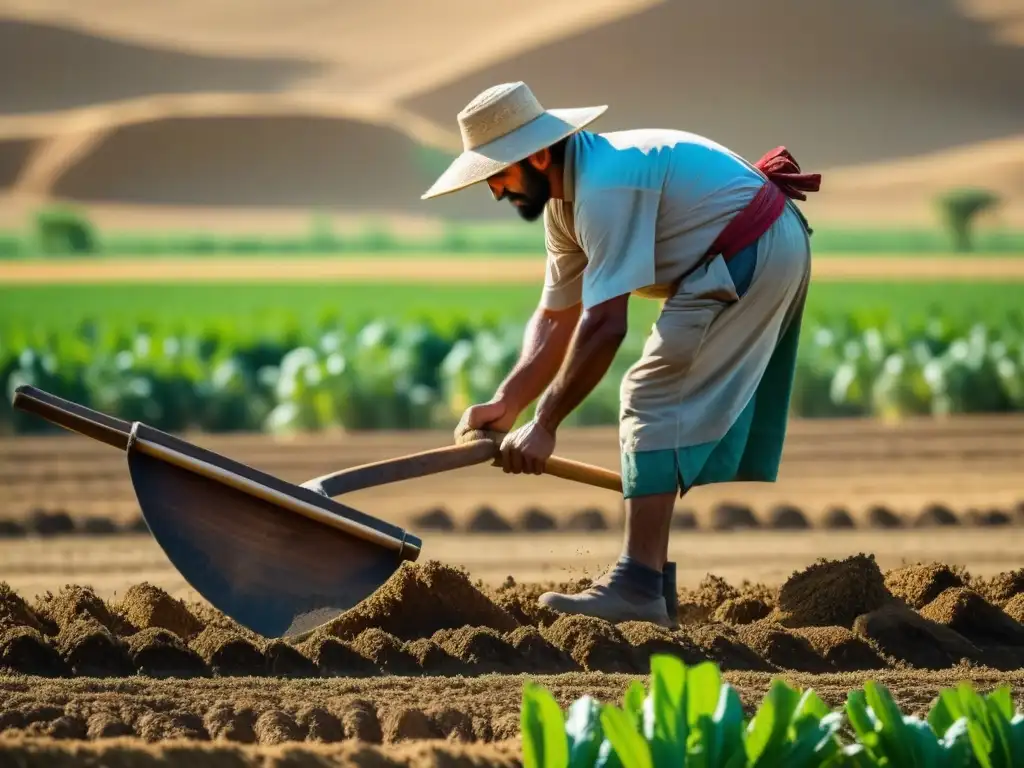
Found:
[420,105,607,200]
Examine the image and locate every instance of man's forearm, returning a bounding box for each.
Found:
[494,304,580,416]
[534,308,627,432]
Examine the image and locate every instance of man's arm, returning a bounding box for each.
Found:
[494,301,581,421]
[534,292,629,432]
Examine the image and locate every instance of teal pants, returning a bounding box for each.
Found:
[621,240,805,499]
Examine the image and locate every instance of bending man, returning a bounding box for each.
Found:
[421,82,818,629]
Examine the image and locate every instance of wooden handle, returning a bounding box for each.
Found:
[302,439,499,497]
[11,385,132,450]
[458,428,623,493]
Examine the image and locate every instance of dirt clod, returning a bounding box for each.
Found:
[126,627,208,677]
[914,504,960,527]
[821,507,856,529]
[505,626,576,671]
[189,626,265,676]
[773,554,889,628]
[975,569,1024,606]
[738,620,832,672]
[884,563,965,609]
[683,623,773,671]
[564,508,609,531]
[112,582,203,641]
[351,628,420,674]
[541,615,640,672]
[433,626,520,672]
[0,582,43,632]
[853,602,980,669]
[35,584,135,636]
[767,504,810,530]
[466,505,513,532]
[919,587,1024,647]
[410,507,456,531]
[791,626,887,670]
[319,560,520,641]
[710,502,759,530]
[55,616,135,676]
[714,597,772,625]
[516,506,557,531]
[0,625,68,676]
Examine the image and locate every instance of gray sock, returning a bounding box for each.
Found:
[607,556,663,601]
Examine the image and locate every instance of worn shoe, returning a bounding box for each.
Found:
[538,581,675,628]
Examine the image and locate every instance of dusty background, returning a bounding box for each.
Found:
[1,0,1022,231]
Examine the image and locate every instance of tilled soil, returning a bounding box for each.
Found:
[2,557,1022,681]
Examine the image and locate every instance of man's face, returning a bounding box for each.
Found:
[486,158,551,222]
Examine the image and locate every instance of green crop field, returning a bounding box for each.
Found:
[1,280,1021,335]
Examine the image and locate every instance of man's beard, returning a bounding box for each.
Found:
[505,161,551,222]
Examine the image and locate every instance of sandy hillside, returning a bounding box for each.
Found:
[0,0,1022,228]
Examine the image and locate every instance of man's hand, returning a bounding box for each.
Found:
[499,419,556,475]
[453,399,518,444]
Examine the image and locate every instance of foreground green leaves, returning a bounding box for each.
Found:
[520,654,1023,768]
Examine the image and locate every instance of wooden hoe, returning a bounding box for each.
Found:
[12,384,622,640]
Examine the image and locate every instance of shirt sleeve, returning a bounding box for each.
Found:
[575,187,660,309]
[538,204,587,310]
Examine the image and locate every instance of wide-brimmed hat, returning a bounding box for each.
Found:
[420,81,607,200]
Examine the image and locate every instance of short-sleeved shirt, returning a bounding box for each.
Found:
[541,128,771,311]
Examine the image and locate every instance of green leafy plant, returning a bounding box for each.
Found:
[519,655,1024,768]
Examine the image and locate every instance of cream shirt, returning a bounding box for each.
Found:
[540,128,772,311]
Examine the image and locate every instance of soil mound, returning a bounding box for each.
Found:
[383,707,440,743]
[432,626,520,672]
[618,621,707,667]
[853,603,980,669]
[410,507,455,531]
[737,620,831,672]
[263,639,318,677]
[767,504,810,530]
[204,703,256,743]
[134,711,208,741]
[403,638,465,675]
[297,706,344,743]
[126,627,208,677]
[714,597,771,625]
[773,554,889,628]
[541,615,640,672]
[296,636,376,676]
[0,519,26,537]
[791,626,886,671]
[1003,594,1024,623]
[976,569,1024,606]
[55,616,134,676]
[28,509,75,536]
[86,713,134,739]
[914,504,960,527]
[710,503,759,530]
[682,623,772,671]
[487,578,565,627]
[350,628,419,674]
[516,506,557,531]
[34,585,134,636]
[821,507,856,529]
[318,560,520,641]
[564,507,609,531]
[341,699,383,742]
[965,508,1012,526]
[112,582,203,641]
[679,574,741,622]
[919,587,1024,648]
[867,505,902,528]
[0,582,42,632]
[884,563,965,609]
[505,626,576,671]
[189,626,265,675]
[79,516,120,535]
[466,505,513,532]
[0,625,68,676]
[254,709,303,745]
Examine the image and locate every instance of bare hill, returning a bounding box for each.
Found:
[406,0,1024,170]
[0,140,37,190]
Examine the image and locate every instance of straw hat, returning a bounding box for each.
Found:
[420,82,607,200]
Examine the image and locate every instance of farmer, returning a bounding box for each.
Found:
[421,82,819,629]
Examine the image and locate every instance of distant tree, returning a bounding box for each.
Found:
[935,188,1000,252]
[33,205,97,255]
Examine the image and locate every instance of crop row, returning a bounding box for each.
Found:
[3,500,1022,540]
[4,311,1024,435]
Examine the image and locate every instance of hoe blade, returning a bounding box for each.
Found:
[125,426,420,640]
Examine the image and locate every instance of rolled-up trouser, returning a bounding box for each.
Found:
[618,201,812,499]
